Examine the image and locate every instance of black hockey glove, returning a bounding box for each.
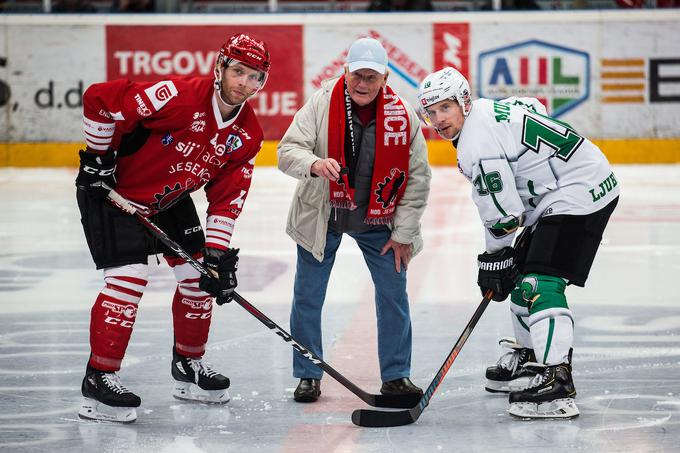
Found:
[199,247,239,305]
[75,147,117,200]
[477,247,520,302]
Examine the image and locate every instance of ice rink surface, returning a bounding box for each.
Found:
[1,165,679,453]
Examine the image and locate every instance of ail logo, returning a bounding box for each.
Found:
[225,134,243,154]
[478,40,590,117]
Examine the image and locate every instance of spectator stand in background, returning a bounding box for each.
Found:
[367,0,434,10]
[0,0,677,14]
[111,0,155,11]
[480,0,540,9]
[51,0,97,11]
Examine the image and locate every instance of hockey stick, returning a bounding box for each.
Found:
[106,189,420,409]
[351,290,493,427]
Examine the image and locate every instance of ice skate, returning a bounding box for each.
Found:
[508,362,579,419]
[78,365,141,423]
[485,337,537,393]
[172,349,230,404]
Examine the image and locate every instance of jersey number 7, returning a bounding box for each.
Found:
[521,114,584,162]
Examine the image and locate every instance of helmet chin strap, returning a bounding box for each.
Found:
[216,87,242,109]
[214,66,248,109]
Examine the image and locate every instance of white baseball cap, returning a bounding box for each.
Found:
[347,38,388,75]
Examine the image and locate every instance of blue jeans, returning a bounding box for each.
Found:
[290,228,412,382]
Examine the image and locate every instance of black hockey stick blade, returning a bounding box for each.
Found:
[107,189,419,410]
[352,291,493,427]
[352,404,417,427]
[371,393,421,409]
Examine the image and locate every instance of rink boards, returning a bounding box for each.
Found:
[0,10,679,165]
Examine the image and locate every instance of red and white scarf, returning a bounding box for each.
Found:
[327,75,410,225]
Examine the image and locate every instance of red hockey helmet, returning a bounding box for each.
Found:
[218,33,271,74]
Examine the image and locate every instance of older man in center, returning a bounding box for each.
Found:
[277,37,431,402]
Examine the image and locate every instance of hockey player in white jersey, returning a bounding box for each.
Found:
[418,67,619,419]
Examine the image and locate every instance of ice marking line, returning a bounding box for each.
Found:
[588,415,674,432]
[0,404,81,420]
[0,351,142,375]
[0,327,160,347]
[597,245,680,253]
[581,393,680,425]
[579,316,680,332]
[0,342,154,348]
[0,424,67,448]
[581,335,680,343]
[117,329,276,367]
[0,385,77,391]
[10,320,168,325]
[10,321,90,325]
[576,346,680,358]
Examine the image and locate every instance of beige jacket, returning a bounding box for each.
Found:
[277,77,431,262]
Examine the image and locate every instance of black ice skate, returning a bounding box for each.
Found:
[172,349,230,404]
[78,365,141,423]
[485,337,537,393]
[507,362,579,419]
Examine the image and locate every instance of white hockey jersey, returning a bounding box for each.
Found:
[455,97,619,252]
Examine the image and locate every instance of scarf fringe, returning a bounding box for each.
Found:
[363,215,394,226]
[330,200,357,210]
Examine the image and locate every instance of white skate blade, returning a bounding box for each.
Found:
[173,382,230,404]
[498,337,520,348]
[508,398,580,419]
[485,376,531,393]
[78,397,137,423]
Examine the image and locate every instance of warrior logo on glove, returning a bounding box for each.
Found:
[477,247,519,302]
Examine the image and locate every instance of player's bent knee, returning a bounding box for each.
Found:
[510,285,529,317]
[520,273,568,315]
[102,264,150,300]
[103,263,149,282]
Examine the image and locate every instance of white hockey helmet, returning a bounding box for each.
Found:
[417,67,473,126]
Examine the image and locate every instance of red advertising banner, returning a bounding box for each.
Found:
[106,25,303,140]
[434,23,470,81]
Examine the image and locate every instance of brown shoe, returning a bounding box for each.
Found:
[293,378,321,403]
[380,377,423,397]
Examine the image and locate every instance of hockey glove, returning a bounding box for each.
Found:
[199,247,239,305]
[75,147,117,200]
[477,247,520,302]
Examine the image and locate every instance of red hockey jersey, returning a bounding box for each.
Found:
[82,77,263,250]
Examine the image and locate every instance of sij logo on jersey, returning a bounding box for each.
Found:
[161,133,174,146]
[374,168,406,209]
[225,134,243,154]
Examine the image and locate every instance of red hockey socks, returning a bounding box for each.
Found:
[167,255,213,358]
[89,269,148,372]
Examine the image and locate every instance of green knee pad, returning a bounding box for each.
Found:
[520,273,568,315]
[510,285,526,309]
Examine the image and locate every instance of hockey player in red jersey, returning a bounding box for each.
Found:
[75,33,270,423]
